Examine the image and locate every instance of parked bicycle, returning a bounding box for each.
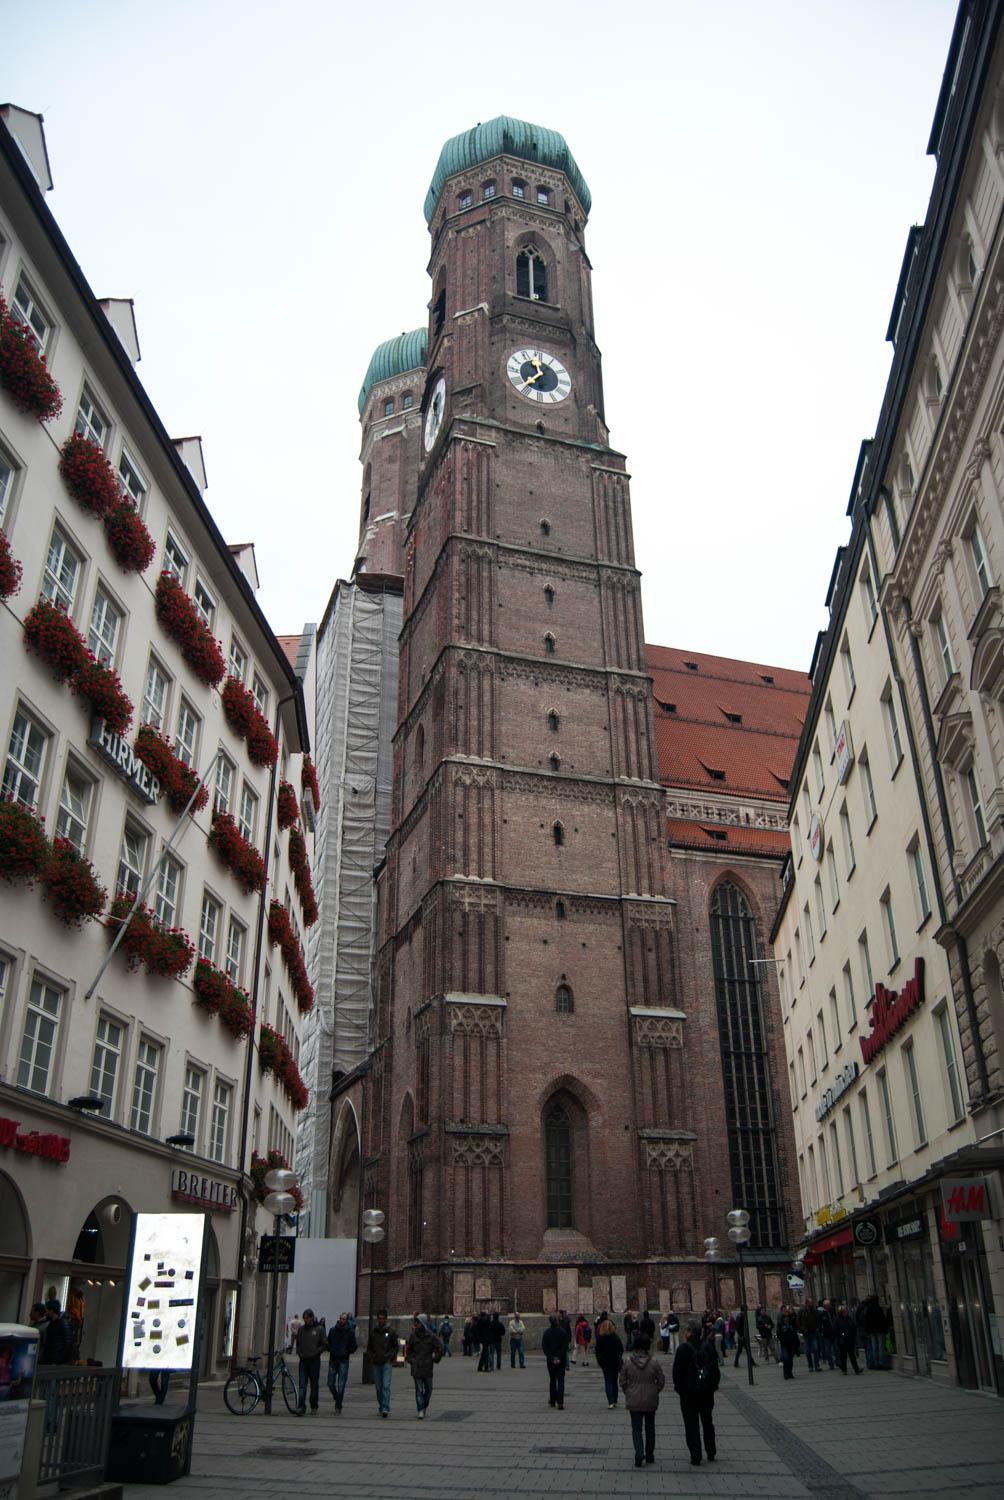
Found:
[224,1353,298,1415]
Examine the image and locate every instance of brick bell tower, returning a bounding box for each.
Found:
[369,118,692,1316]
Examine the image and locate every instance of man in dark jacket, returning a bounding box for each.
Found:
[475,1310,493,1371]
[797,1298,821,1371]
[365,1309,399,1416]
[489,1312,505,1373]
[541,1313,569,1409]
[672,1318,717,1466]
[39,1300,74,1365]
[326,1312,358,1412]
[405,1315,444,1418]
[294,1308,327,1414]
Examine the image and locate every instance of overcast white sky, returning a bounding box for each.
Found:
[8,0,957,673]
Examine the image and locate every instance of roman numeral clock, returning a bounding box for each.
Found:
[506,347,572,404]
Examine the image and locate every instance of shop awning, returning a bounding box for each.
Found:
[804,1225,853,1263]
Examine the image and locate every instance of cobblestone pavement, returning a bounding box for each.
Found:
[120,1351,1004,1500]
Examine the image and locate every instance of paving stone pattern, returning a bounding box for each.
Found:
[119,1353,1004,1500]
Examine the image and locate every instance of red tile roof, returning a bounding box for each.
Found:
[665,817,793,857]
[276,633,302,670]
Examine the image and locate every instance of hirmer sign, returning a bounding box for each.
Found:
[89,717,162,804]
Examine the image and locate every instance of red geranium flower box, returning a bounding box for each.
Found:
[0,532,22,602]
[0,296,63,422]
[106,894,195,980]
[287,826,319,926]
[209,809,266,894]
[23,597,88,683]
[221,677,278,768]
[104,497,155,573]
[154,571,226,688]
[0,798,49,885]
[250,1149,304,1211]
[58,432,120,518]
[276,780,299,831]
[133,724,208,816]
[192,958,255,1040]
[41,836,107,927]
[258,1022,309,1110]
[301,757,321,814]
[266,900,314,1012]
[76,655,134,735]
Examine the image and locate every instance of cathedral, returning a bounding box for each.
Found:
[305,118,810,1321]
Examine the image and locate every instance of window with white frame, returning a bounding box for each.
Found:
[229,638,247,683]
[806,1143,818,1208]
[193,578,216,629]
[88,586,122,666]
[252,674,268,717]
[118,449,146,505]
[860,1088,877,1177]
[814,877,826,940]
[155,854,182,928]
[199,892,222,963]
[824,700,837,755]
[163,531,189,585]
[807,1028,817,1083]
[90,1014,122,1118]
[882,685,903,772]
[909,839,931,924]
[238,782,257,844]
[966,764,988,847]
[968,520,992,600]
[788,1061,798,1109]
[225,918,245,985]
[878,1068,898,1164]
[42,527,82,613]
[0,446,15,526]
[3,708,47,808]
[175,699,199,769]
[804,903,815,964]
[861,564,878,631]
[794,926,803,987]
[859,928,874,1001]
[74,388,109,448]
[797,1046,806,1096]
[12,275,50,352]
[791,814,802,863]
[116,822,147,899]
[842,961,857,1032]
[816,1007,829,1069]
[843,1105,861,1186]
[55,764,93,853]
[817,1131,832,1201]
[142,658,170,730]
[861,751,877,828]
[210,1079,231,1164]
[935,1004,964,1125]
[215,754,235,815]
[880,889,900,968]
[840,805,855,876]
[932,605,955,683]
[826,841,839,910]
[131,1038,161,1133]
[829,988,841,1053]
[903,1039,926,1146]
[17,976,62,1093]
[840,635,855,702]
[812,742,824,800]
[829,1120,844,1196]
[180,1065,203,1145]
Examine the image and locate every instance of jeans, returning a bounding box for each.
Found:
[327,1358,350,1409]
[148,1369,170,1404]
[630,1409,655,1461]
[297,1356,320,1411]
[679,1395,715,1462]
[803,1330,821,1370]
[441,1335,451,1356]
[865,1332,887,1369]
[510,1337,525,1368]
[373,1361,392,1412]
[780,1345,794,1378]
[734,1334,755,1367]
[547,1360,565,1406]
[478,1341,493,1371]
[602,1368,618,1405]
[821,1335,836,1369]
[413,1375,433,1412]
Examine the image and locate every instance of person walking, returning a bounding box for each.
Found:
[833,1304,862,1375]
[638,1308,656,1346]
[294,1309,327,1415]
[620,1333,665,1468]
[665,1309,680,1355]
[326,1312,357,1412]
[818,1299,836,1370]
[859,1294,889,1369]
[672,1319,718,1467]
[438,1316,453,1356]
[475,1310,493,1371]
[509,1312,526,1368]
[462,1316,475,1357]
[733,1307,757,1368]
[594,1314,623,1408]
[405,1315,443,1418]
[797,1298,821,1371]
[38,1300,74,1365]
[777,1307,800,1379]
[365,1308,398,1417]
[574,1314,592,1364]
[755,1306,776,1363]
[623,1310,637,1352]
[490,1312,505,1373]
[542,1313,569,1409]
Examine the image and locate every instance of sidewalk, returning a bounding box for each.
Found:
[120,1349,1004,1499]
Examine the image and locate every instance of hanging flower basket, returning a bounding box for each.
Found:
[106,894,195,979]
[23,597,89,683]
[250,1148,304,1211]
[58,432,120,518]
[221,677,279,768]
[40,836,107,927]
[133,724,208,815]
[276,780,299,831]
[266,900,314,1012]
[154,571,226,688]
[0,798,49,885]
[208,809,266,893]
[287,826,318,926]
[104,497,155,573]
[76,655,134,735]
[301,757,321,813]
[258,1022,308,1110]
[0,532,22,601]
[0,296,63,422]
[192,958,255,1039]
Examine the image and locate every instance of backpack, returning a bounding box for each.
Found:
[687,1337,721,1397]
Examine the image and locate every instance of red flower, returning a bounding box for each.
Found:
[276,780,299,831]
[58,432,120,518]
[41,837,107,927]
[209,809,266,894]
[76,655,134,735]
[301,756,321,813]
[23,597,88,683]
[103,497,155,573]
[287,826,319,926]
[250,1149,304,1211]
[257,1022,308,1110]
[221,677,278,768]
[0,798,49,885]
[106,894,195,979]
[192,958,255,1040]
[0,296,63,422]
[154,571,226,688]
[133,724,208,816]
[266,900,314,1012]
[0,532,22,601]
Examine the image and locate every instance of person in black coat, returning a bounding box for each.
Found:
[672,1319,717,1467]
[541,1313,569,1409]
[489,1313,505,1372]
[475,1311,493,1371]
[327,1312,358,1411]
[776,1308,800,1379]
[833,1304,861,1375]
[594,1315,624,1407]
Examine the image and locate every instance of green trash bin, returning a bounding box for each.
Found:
[106,1404,195,1485]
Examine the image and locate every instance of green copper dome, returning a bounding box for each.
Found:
[357,328,428,416]
[424,116,591,224]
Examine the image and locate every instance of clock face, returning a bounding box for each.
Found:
[423,376,446,452]
[506,348,572,404]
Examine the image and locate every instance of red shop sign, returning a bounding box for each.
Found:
[0,1115,71,1163]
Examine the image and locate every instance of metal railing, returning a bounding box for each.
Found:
[33,1365,118,1489]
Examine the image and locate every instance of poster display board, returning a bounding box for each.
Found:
[121,1212,208,1372]
[0,1325,38,1491]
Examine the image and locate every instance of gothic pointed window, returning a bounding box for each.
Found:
[555,983,572,1012]
[544,633,555,655]
[545,1103,573,1226]
[432,287,446,339]
[516,247,548,303]
[548,710,560,732]
[553,821,564,846]
[549,752,560,772]
[709,881,784,1247]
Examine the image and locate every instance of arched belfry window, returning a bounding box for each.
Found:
[709,881,784,1247]
[517,247,548,303]
[545,1103,573,1226]
[553,821,564,846]
[555,982,572,1011]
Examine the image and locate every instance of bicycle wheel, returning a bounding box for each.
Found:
[281,1368,299,1414]
[224,1369,261,1415]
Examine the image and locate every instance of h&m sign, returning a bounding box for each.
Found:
[941,1176,1001,1224]
[860,957,924,1065]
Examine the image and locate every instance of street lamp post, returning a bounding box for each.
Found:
[262,1166,299,1415]
[703,1237,721,1312]
[727,1208,755,1387]
[360,1208,385,1385]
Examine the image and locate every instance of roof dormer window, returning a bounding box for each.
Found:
[512,180,525,200]
[459,190,471,210]
[537,187,550,205]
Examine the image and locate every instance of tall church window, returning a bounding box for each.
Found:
[549,752,560,772]
[433,287,446,338]
[545,1103,573,1226]
[553,821,564,846]
[548,710,560,732]
[709,881,785,1247]
[517,248,548,303]
[544,633,555,655]
[555,983,572,1012]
